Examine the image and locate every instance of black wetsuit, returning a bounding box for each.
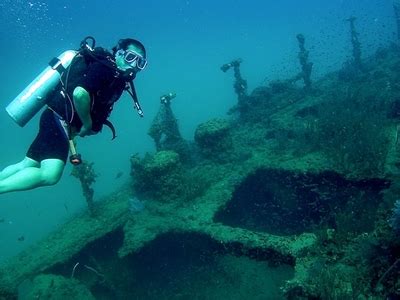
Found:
[27,59,126,163]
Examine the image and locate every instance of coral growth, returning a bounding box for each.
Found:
[71,160,98,215]
[194,118,232,162]
[17,274,95,300]
[130,150,184,202]
[346,16,363,72]
[296,33,313,90]
[148,94,190,161]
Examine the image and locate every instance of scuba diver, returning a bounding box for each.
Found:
[0,37,147,194]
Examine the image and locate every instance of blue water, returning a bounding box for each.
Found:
[0,0,395,262]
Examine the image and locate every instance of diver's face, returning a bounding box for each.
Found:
[115,44,147,72]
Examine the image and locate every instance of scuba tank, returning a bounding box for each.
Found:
[6,50,78,127]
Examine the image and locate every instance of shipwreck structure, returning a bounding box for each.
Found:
[2,21,400,300]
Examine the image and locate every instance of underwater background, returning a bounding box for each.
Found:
[0,0,399,299]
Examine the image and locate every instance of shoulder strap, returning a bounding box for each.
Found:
[104,120,117,140]
[126,81,144,117]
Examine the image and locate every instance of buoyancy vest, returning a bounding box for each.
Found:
[55,47,126,137]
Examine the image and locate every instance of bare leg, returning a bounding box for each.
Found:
[0,157,39,180]
[0,158,65,194]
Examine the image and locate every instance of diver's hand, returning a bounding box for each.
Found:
[78,125,95,137]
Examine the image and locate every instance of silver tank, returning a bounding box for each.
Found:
[6,50,78,127]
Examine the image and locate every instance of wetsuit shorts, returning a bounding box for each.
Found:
[26,109,69,164]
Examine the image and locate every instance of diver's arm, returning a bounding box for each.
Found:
[73,86,93,137]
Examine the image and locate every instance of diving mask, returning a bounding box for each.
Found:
[118,49,147,70]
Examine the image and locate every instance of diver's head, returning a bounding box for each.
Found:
[113,38,147,73]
